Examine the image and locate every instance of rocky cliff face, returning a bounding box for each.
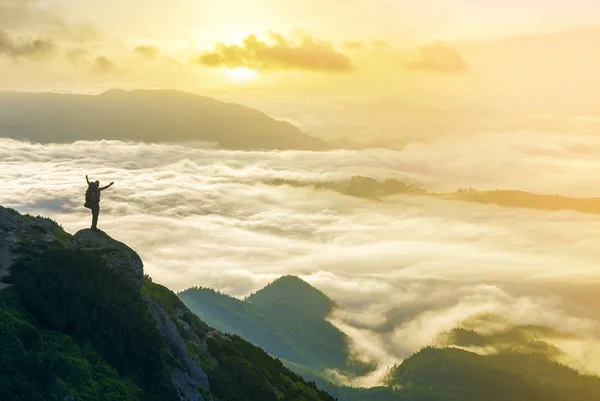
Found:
[0,208,210,401]
[67,229,212,400]
[0,207,336,401]
[146,298,210,401]
[0,206,69,289]
[67,228,211,400]
[69,229,145,290]
[0,227,11,290]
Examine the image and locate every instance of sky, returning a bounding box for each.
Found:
[2,0,600,147]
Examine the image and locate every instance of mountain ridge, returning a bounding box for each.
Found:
[0,205,336,401]
[265,175,600,215]
[179,277,600,401]
[0,89,331,151]
[178,279,370,377]
[247,275,337,318]
[4,205,600,401]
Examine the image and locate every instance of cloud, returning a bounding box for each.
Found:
[433,313,600,375]
[0,0,64,31]
[0,133,600,384]
[325,282,600,386]
[195,31,353,72]
[0,0,98,42]
[66,47,90,67]
[68,49,121,75]
[342,41,366,52]
[371,40,392,51]
[342,40,392,53]
[0,29,56,61]
[405,42,469,74]
[135,45,159,60]
[93,55,117,74]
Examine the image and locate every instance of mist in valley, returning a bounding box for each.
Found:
[2,131,599,386]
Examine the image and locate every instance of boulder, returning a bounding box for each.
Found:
[0,207,69,289]
[70,229,144,290]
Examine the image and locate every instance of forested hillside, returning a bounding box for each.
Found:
[0,206,336,401]
[180,277,600,401]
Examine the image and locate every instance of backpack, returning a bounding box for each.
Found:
[84,185,99,209]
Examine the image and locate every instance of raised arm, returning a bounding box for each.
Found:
[100,181,114,191]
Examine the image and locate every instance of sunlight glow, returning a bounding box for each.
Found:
[222,67,258,82]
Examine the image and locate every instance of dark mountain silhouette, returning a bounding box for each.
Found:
[0,205,335,401]
[179,276,373,377]
[0,89,331,150]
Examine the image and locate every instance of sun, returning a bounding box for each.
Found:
[222,67,258,82]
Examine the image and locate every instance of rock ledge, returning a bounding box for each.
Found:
[70,229,144,290]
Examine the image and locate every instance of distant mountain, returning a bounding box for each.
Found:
[247,275,336,318]
[179,276,373,377]
[380,316,600,401]
[0,89,331,151]
[180,276,600,401]
[384,346,600,401]
[444,189,600,214]
[263,176,428,200]
[265,176,600,215]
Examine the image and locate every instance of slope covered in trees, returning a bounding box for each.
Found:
[4,205,598,401]
[0,206,336,401]
[180,276,600,401]
[179,276,373,376]
[384,346,600,401]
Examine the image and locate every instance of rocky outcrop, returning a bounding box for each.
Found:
[0,209,143,292]
[69,229,144,290]
[146,298,210,401]
[1,207,210,401]
[0,232,11,290]
[69,228,209,400]
[0,206,69,289]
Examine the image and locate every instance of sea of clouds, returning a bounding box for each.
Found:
[1,130,600,385]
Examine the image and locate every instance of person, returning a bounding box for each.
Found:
[85,175,114,231]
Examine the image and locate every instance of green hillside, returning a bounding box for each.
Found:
[179,277,373,376]
[0,206,336,401]
[247,276,336,318]
[384,346,600,401]
[179,277,600,401]
[5,204,596,401]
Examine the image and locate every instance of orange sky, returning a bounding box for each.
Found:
[2,0,600,146]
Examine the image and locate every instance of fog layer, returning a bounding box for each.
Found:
[1,132,599,383]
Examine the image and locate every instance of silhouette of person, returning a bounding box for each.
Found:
[86,175,114,231]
